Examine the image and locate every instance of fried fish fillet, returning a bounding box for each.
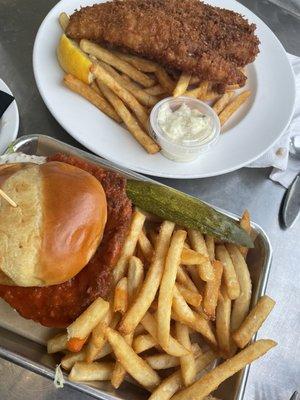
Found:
[66,0,259,85]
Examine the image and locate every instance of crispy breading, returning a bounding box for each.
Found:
[66,0,259,85]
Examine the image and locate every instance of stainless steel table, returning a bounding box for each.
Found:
[0,1,299,399]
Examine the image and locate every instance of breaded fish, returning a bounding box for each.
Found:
[66,0,259,85]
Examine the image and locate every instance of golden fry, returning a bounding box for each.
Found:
[176,283,202,307]
[138,231,154,263]
[205,235,215,262]
[133,333,158,354]
[63,74,121,123]
[216,286,231,356]
[47,332,67,354]
[127,256,144,302]
[184,81,209,99]
[119,221,175,335]
[99,61,159,107]
[114,277,128,314]
[91,63,149,130]
[238,210,251,258]
[171,340,277,400]
[112,51,158,72]
[141,312,189,357]
[113,210,146,283]
[149,350,217,400]
[175,322,196,386]
[81,40,155,87]
[181,247,209,265]
[212,91,235,115]
[145,84,166,96]
[215,244,240,300]
[61,350,86,370]
[67,297,109,351]
[158,230,187,349]
[203,260,223,320]
[232,296,275,348]
[106,327,160,391]
[69,361,114,382]
[58,12,69,31]
[219,90,251,126]
[98,82,159,154]
[173,73,192,97]
[188,229,214,281]
[155,67,175,93]
[226,244,252,332]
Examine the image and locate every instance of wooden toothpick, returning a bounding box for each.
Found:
[0,189,17,207]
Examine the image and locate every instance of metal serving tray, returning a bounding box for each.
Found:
[0,134,272,400]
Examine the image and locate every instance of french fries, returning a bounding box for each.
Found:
[47,332,68,354]
[58,12,69,31]
[99,61,159,107]
[48,199,275,398]
[205,235,215,262]
[158,230,187,349]
[112,51,158,73]
[212,91,235,115]
[219,90,251,126]
[177,283,202,307]
[63,74,121,123]
[173,73,192,97]
[97,81,159,154]
[149,350,217,400]
[232,296,276,348]
[106,327,161,391]
[119,221,175,335]
[67,297,109,352]
[203,260,223,320]
[184,81,209,99]
[133,333,158,354]
[91,63,149,130]
[175,322,197,386]
[113,210,146,283]
[145,343,200,370]
[81,40,155,87]
[238,210,251,258]
[188,230,214,282]
[155,67,175,93]
[215,244,240,300]
[216,286,232,357]
[61,350,86,370]
[113,277,128,314]
[172,340,277,400]
[226,244,252,332]
[69,361,114,382]
[145,84,166,96]
[141,312,189,357]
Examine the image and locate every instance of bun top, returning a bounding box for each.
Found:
[0,161,107,287]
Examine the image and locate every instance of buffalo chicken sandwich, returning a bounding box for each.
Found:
[0,153,132,327]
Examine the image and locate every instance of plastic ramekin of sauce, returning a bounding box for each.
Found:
[149,97,220,162]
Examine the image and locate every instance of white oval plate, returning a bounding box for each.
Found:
[0,79,19,154]
[33,0,295,178]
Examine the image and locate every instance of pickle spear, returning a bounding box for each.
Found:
[126,180,253,248]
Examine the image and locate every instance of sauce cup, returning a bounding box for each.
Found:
[149,96,220,162]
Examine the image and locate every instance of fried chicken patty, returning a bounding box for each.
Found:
[0,154,132,327]
[66,0,260,85]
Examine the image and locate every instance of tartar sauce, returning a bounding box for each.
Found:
[157,103,213,143]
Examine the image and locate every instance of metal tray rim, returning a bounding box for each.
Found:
[0,134,273,400]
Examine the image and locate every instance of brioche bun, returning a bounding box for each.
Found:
[0,161,107,287]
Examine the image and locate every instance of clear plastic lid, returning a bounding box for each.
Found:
[149,96,220,162]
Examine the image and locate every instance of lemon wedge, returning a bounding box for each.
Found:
[57,34,93,84]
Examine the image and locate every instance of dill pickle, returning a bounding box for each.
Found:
[126,180,253,248]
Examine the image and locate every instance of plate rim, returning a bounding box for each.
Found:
[32,0,296,179]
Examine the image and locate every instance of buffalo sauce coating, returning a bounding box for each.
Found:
[0,154,132,327]
[39,162,107,285]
